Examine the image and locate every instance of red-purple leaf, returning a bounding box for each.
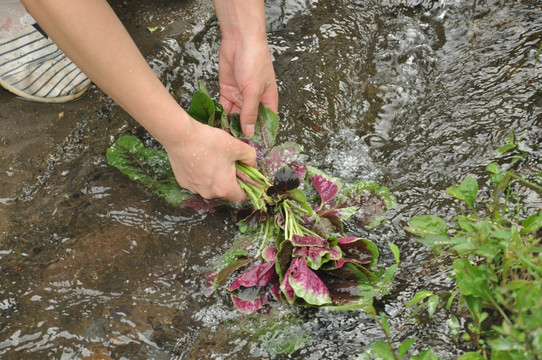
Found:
[286,257,332,306]
[322,259,375,283]
[320,206,359,222]
[311,173,339,205]
[334,181,396,227]
[291,234,327,247]
[180,197,225,215]
[244,139,266,163]
[276,240,293,280]
[338,237,379,263]
[262,244,278,263]
[206,272,217,296]
[269,279,282,302]
[231,293,268,313]
[263,142,306,178]
[335,257,373,268]
[338,237,359,244]
[227,261,276,291]
[273,167,300,192]
[293,246,342,270]
[280,272,296,303]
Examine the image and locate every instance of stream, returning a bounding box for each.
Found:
[1,0,541,359]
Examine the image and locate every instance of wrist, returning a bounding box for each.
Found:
[131,94,195,152]
[213,0,268,43]
[153,110,195,152]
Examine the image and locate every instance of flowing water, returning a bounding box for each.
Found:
[1,0,541,359]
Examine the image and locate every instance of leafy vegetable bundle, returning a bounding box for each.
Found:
[107,82,397,313]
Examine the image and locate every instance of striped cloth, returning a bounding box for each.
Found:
[0,24,91,103]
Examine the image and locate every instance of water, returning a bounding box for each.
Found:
[1,0,541,359]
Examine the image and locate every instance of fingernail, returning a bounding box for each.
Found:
[245,124,255,137]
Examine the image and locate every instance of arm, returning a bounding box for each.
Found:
[21,0,256,202]
[212,0,279,137]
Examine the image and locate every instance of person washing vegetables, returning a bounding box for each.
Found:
[0,0,279,203]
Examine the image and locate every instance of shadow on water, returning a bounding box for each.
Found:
[1,0,541,359]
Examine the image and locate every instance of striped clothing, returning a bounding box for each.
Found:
[0,24,91,102]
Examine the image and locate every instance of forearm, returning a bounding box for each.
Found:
[212,0,268,43]
[21,0,191,147]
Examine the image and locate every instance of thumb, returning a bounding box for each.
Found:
[234,139,257,168]
[239,90,261,138]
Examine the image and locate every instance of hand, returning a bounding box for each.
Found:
[217,36,279,137]
[212,0,278,137]
[165,119,257,202]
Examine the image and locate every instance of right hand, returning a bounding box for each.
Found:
[164,119,257,203]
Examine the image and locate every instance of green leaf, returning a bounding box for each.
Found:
[505,280,530,290]
[253,104,280,149]
[411,349,439,360]
[187,88,216,126]
[495,144,517,157]
[416,234,452,250]
[446,291,458,311]
[523,211,542,233]
[356,348,374,360]
[486,162,501,174]
[491,171,512,204]
[147,26,162,33]
[457,352,484,360]
[197,81,211,96]
[426,294,440,318]
[214,258,252,287]
[489,172,505,185]
[371,341,396,360]
[360,238,380,264]
[494,131,516,157]
[488,338,523,351]
[388,241,400,264]
[464,295,483,324]
[155,181,196,205]
[287,188,316,216]
[453,259,493,301]
[336,180,397,228]
[406,291,434,308]
[106,135,196,205]
[405,215,447,236]
[397,338,416,359]
[372,264,398,297]
[456,216,474,232]
[227,113,244,138]
[446,176,478,209]
[380,313,390,337]
[448,315,460,338]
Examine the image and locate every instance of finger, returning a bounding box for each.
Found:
[236,140,257,167]
[219,161,248,202]
[230,135,257,167]
[219,96,234,114]
[231,104,242,114]
[227,181,248,203]
[239,88,261,137]
[259,85,279,114]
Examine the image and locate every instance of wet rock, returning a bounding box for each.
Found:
[85,318,109,342]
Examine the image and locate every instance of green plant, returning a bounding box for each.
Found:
[356,243,442,360]
[404,132,542,360]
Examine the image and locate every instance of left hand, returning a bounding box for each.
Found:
[218,35,278,137]
[213,0,279,137]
